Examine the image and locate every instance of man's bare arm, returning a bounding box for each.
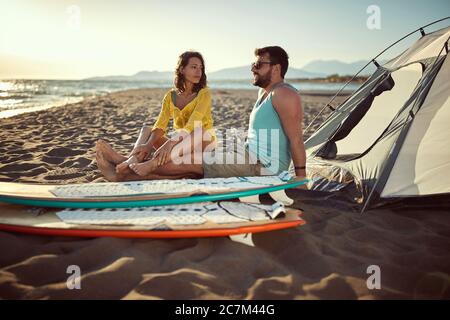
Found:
[272,87,307,177]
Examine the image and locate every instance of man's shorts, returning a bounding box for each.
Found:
[203,143,267,178]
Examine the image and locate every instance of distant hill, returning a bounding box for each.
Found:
[301,59,388,76]
[85,66,323,81]
[84,59,386,81]
[86,70,173,81]
[207,65,324,80]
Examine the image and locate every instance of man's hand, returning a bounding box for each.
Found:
[293,175,309,190]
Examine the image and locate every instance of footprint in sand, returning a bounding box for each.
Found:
[42,155,66,165]
[43,168,85,181]
[60,157,93,168]
[46,147,85,157]
[20,167,48,177]
[0,162,39,172]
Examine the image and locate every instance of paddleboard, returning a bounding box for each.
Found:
[0,201,305,239]
[0,171,308,208]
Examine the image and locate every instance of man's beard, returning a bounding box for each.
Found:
[252,71,272,88]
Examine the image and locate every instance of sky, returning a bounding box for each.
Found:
[0,0,449,79]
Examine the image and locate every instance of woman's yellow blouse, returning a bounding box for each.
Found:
[152,87,216,141]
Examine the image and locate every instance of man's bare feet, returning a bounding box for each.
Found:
[96,149,119,182]
[129,158,159,176]
[96,139,127,165]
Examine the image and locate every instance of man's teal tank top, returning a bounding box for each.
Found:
[245,82,298,174]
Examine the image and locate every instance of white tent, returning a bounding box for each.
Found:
[301,21,450,211]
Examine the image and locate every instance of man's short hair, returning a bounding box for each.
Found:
[254,46,289,78]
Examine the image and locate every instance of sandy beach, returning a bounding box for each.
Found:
[0,88,449,299]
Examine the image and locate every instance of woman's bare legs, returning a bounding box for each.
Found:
[115,136,167,173]
[95,125,152,166]
[96,147,200,182]
[95,139,147,175]
[130,128,215,177]
[95,125,167,174]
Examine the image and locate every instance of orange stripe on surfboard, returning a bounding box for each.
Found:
[0,219,305,239]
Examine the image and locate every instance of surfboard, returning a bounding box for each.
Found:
[0,201,305,239]
[0,171,308,208]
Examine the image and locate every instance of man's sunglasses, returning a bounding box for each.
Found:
[251,61,272,70]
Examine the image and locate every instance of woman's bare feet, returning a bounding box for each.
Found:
[115,149,150,173]
[95,139,127,164]
[116,161,130,174]
[129,158,160,176]
[116,155,139,173]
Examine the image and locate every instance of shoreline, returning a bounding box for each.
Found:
[0,85,354,120]
[0,98,85,119]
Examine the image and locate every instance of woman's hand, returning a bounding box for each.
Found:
[153,140,177,166]
[171,129,189,143]
[129,144,151,160]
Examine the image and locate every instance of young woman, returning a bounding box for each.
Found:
[96,51,216,179]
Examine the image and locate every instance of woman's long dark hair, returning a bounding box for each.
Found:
[174,51,207,93]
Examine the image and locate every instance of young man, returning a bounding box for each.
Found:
[248,46,306,177]
[96,46,306,181]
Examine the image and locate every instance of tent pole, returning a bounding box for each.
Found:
[304,16,450,138]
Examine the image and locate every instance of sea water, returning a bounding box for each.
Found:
[0,79,361,118]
